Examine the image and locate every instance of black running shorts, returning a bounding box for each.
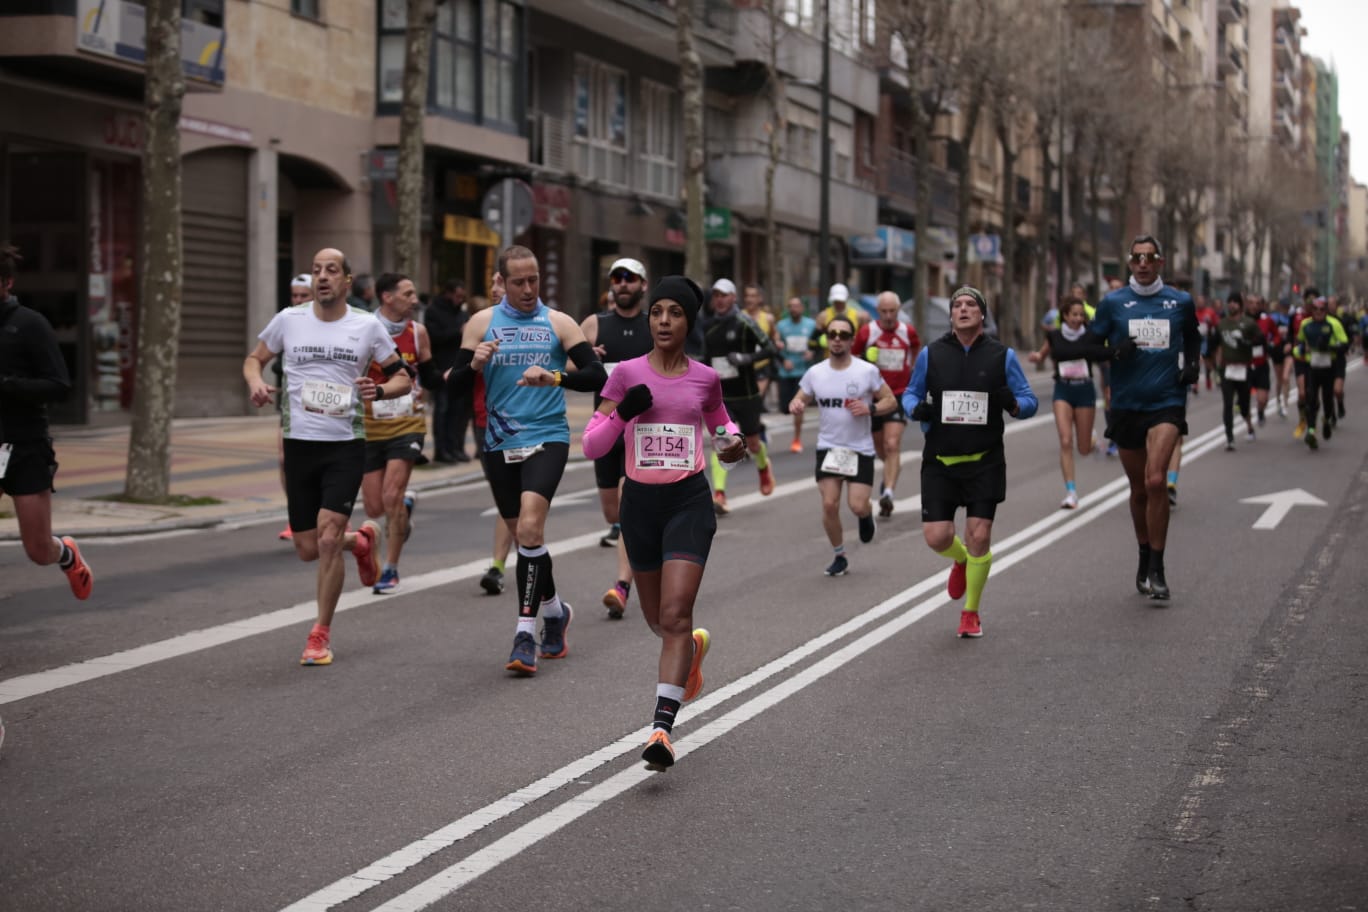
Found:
[1249,363,1271,391]
[1105,406,1188,451]
[723,396,765,437]
[814,449,876,486]
[364,432,426,473]
[283,438,366,532]
[0,438,57,497]
[481,441,570,520]
[619,472,716,572]
[920,456,1005,523]
[870,400,908,430]
[592,435,626,490]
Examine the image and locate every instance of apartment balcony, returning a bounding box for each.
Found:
[1274,109,1299,146]
[0,0,225,97]
[529,0,733,67]
[1275,70,1298,106]
[882,148,959,228]
[1218,0,1245,25]
[706,152,877,237]
[730,6,878,114]
[1274,29,1295,69]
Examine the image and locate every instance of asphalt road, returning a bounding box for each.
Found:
[3,366,1367,912]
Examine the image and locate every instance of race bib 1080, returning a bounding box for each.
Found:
[301,379,354,417]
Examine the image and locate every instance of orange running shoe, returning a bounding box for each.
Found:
[789,438,803,454]
[278,524,293,541]
[957,611,982,638]
[61,536,93,601]
[300,624,333,665]
[683,628,711,702]
[641,729,675,771]
[947,559,967,600]
[602,583,628,619]
[712,490,730,515]
[758,465,775,496]
[353,520,381,588]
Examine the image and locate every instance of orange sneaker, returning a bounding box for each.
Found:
[61,536,93,601]
[300,625,333,665]
[683,628,711,702]
[353,520,381,588]
[947,559,967,600]
[641,729,675,771]
[789,438,803,454]
[957,611,982,638]
[758,465,775,496]
[712,490,730,515]
[278,524,293,541]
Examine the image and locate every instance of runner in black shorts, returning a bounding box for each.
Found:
[0,241,93,602]
[582,275,742,771]
[446,245,605,675]
[581,257,653,616]
[245,247,411,666]
[700,277,779,514]
[902,286,1038,638]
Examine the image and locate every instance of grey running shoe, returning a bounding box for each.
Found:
[825,554,849,577]
[480,566,504,595]
[505,632,537,675]
[539,603,573,659]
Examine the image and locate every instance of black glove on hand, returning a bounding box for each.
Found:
[910,399,934,422]
[725,351,751,367]
[1177,363,1200,387]
[616,383,653,421]
[1112,336,1139,361]
[992,386,1017,414]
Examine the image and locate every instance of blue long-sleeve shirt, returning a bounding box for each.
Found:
[901,337,1038,429]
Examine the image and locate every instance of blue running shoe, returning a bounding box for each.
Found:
[539,602,573,659]
[403,490,416,542]
[824,554,848,577]
[858,513,876,543]
[505,632,537,675]
[373,566,400,594]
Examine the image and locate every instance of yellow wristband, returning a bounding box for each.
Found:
[553,370,563,386]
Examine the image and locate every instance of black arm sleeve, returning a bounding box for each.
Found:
[445,348,477,397]
[1074,330,1115,363]
[381,358,412,378]
[1183,306,1202,368]
[560,341,606,393]
[0,312,72,405]
[417,359,444,391]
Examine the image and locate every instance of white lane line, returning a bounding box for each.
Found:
[278,423,1229,912]
[0,413,1054,706]
[360,425,1234,912]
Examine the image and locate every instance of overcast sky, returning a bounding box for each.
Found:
[1294,0,1367,183]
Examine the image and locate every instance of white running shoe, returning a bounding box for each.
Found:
[1060,491,1079,510]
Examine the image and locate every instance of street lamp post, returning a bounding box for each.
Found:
[817,0,831,303]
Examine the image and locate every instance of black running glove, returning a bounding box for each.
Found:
[910,399,934,422]
[1177,363,1200,387]
[991,386,1017,415]
[615,383,653,421]
[1112,336,1139,361]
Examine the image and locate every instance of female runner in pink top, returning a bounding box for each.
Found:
[582,276,745,771]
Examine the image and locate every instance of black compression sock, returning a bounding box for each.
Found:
[653,695,682,733]
[1150,548,1165,572]
[1138,544,1151,576]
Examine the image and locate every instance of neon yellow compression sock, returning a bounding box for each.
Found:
[936,535,968,564]
[709,450,728,490]
[754,441,769,471]
[964,551,993,612]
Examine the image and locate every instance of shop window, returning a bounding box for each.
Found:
[573,57,628,187]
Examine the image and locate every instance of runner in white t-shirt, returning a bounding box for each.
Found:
[244,247,410,667]
[788,316,896,577]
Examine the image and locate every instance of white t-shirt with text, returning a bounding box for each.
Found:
[798,358,884,456]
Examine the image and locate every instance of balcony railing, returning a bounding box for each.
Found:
[884,148,958,226]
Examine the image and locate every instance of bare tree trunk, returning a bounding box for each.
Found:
[912,109,931,333]
[996,111,1018,346]
[1035,127,1053,322]
[954,93,983,281]
[764,0,786,304]
[1087,162,1102,297]
[125,0,185,501]
[677,1,708,283]
[396,0,437,278]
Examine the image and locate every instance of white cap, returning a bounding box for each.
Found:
[608,257,646,280]
[828,283,850,303]
[291,273,312,289]
[711,278,737,296]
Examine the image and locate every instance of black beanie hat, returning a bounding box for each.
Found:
[950,285,988,316]
[650,275,706,332]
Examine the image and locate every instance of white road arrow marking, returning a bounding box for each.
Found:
[1239,488,1327,530]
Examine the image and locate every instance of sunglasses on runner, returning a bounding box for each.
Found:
[1128,252,1163,265]
[828,330,854,340]
[610,270,640,283]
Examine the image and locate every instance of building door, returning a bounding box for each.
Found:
[2,144,86,424]
[180,148,249,417]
